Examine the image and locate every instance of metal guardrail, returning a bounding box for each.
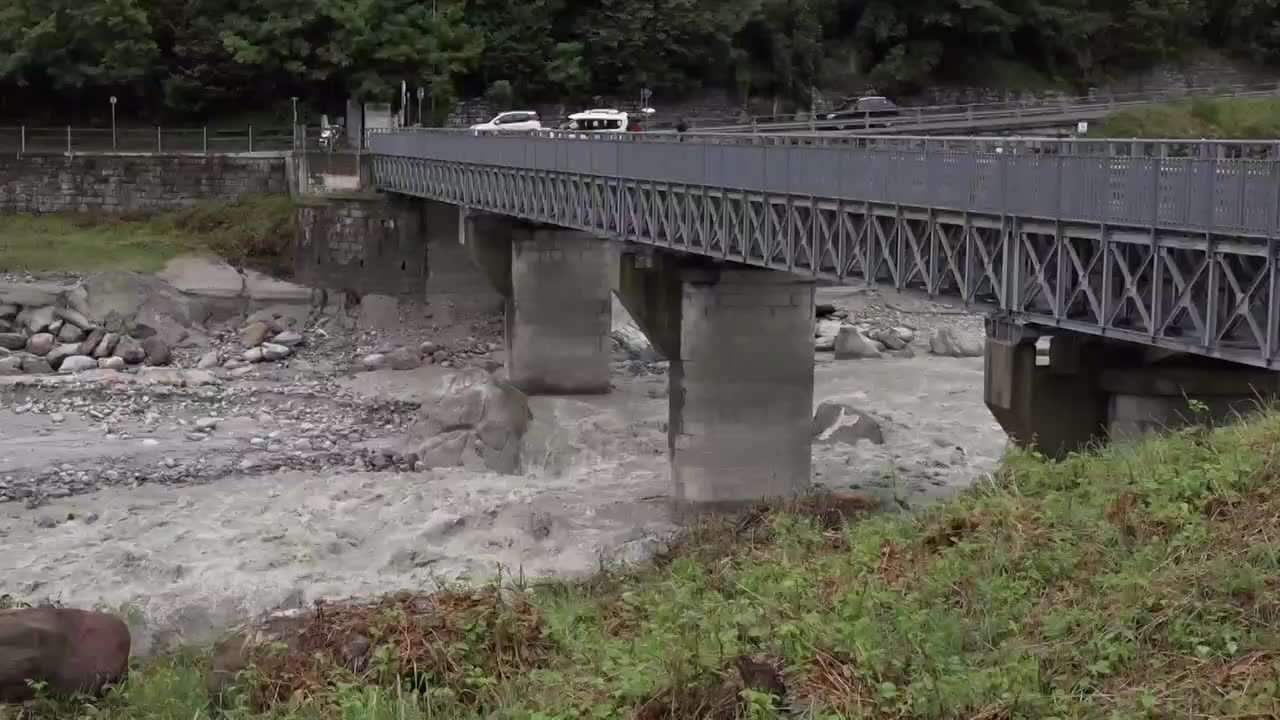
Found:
[0,125,352,155]
[368,127,1280,368]
[368,128,1280,236]
[686,82,1280,133]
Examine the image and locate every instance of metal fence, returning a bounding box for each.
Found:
[0,125,332,154]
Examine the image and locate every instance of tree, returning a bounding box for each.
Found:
[327,0,483,103]
[0,0,158,90]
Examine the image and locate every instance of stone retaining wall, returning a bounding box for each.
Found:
[0,153,289,214]
[291,194,428,296]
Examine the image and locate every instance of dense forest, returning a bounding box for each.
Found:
[1,0,1278,123]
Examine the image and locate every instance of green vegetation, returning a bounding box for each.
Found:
[0,196,293,273]
[11,410,1280,719]
[0,0,1269,123]
[1092,97,1280,139]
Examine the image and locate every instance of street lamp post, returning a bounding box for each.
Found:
[291,96,299,149]
[416,87,426,126]
[109,96,118,151]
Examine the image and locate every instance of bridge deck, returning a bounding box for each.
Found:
[370,130,1280,369]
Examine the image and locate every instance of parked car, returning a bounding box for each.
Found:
[824,96,900,130]
[471,111,542,132]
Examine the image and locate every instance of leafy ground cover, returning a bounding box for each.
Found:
[1091,97,1280,139]
[0,196,292,274]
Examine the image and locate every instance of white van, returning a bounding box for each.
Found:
[471,111,542,132]
[564,109,631,133]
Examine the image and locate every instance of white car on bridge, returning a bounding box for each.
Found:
[470,111,542,132]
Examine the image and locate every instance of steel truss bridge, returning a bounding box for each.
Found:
[369,129,1280,370]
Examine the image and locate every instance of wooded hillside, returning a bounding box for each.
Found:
[1,0,1275,122]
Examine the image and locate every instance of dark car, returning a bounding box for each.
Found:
[824,95,900,130]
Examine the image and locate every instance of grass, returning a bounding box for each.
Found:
[8,411,1280,719]
[0,195,294,274]
[1091,97,1280,139]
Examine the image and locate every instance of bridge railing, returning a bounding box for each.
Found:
[370,128,1280,238]
[682,81,1280,133]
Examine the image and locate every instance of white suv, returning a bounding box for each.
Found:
[471,111,542,132]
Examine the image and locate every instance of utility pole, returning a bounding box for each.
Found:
[109,96,118,151]
[430,0,439,125]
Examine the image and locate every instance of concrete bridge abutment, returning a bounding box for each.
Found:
[617,254,816,511]
[985,322,1280,458]
[464,213,612,395]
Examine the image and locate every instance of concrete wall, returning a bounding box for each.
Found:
[0,153,288,214]
[291,194,427,296]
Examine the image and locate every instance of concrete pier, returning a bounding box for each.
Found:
[464,213,611,395]
[670,269,815,509]
[985,325,1280,457]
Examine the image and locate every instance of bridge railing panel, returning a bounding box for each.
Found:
[705,143,766,193]
[367,129,1280,238]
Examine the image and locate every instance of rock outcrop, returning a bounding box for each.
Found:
[403,371,532,474]
[812,402,884,446]
[929,327,984,358]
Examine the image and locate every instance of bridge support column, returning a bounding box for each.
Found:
[667,268,815,510]
[507,226,612,394]
[1102,366,1280,443]
[463,214,612,394]
[984,330,1108,459]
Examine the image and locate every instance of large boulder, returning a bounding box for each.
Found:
[814,319,843,352]
[78,328,106,357]
[0,334,24,351]
[611,295,656,360]
[261,343,292,362]
[82,272,208,336]
[26,333,55,357]
[141,336,171,366]
[113,336,147,364]
[271,329,304,347]
[833,326,882,360]
[16,306,55,334]
[60,356,99,373]
[239,322,271,348]
[812,402,884,446]
[93,333,121,359]
[0,282,61,308]
[929,327,983,358]
[0,608,130,701]
[131,309,191,349]
[870,327,906,351]
[56,323,85,344]
[52,307,94,331]
[21,357,53,374]
[403,371,532,474]
[46,343,82,369]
